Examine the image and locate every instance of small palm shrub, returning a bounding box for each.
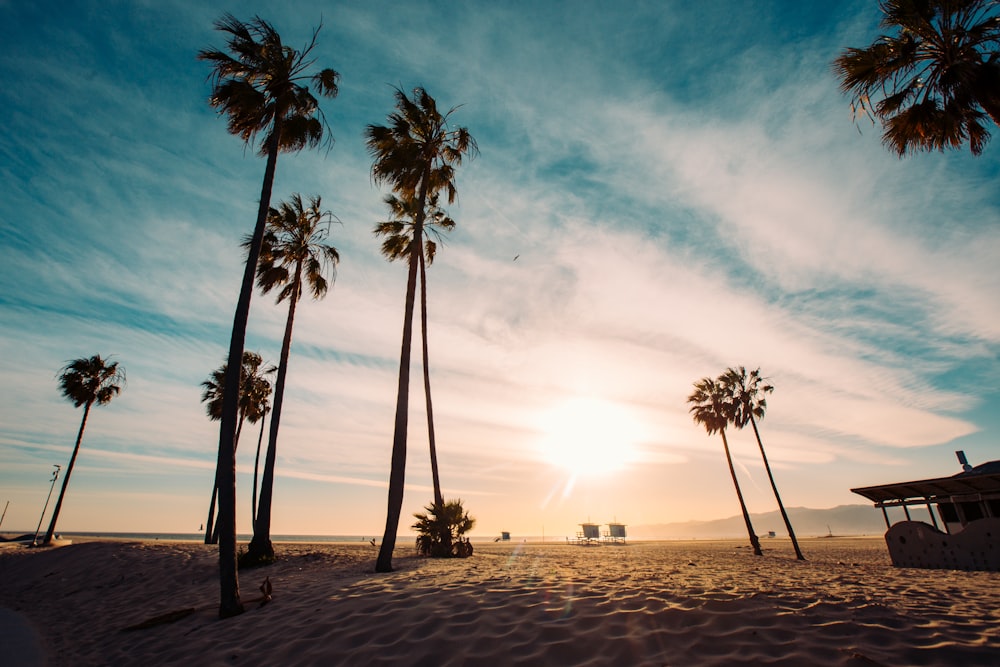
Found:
[412,499,475,558]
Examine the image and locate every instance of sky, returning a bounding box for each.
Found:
[1,0,999,541]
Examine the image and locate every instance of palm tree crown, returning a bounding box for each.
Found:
[59,355,125,408]
[723,366,773,429]
[366,86,478,205]
[375,193,455,264]
[200,351,275,424]
[198,13,340,156]
[687,377,733,436]
[833,0,1000,155]
[254,193,340,301]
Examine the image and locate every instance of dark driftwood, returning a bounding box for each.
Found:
[121,608,196,632]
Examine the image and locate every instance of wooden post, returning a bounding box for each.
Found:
[926,502,940,529]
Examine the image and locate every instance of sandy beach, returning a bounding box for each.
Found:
[1,537,998,666]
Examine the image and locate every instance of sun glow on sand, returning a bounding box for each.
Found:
[537,397,643,477]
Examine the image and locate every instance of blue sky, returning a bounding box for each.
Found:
[1,1,998,539]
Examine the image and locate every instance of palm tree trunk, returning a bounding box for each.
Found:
[252,412,267,524]
[376,161,432,573]
[215,125,281,618]
[376,226,423,573]
[720,429,762,556]
[419,251,443,509]
[247,264,302,563]
[750,416,804,560]
[42,401,92,545]
[204,485,218,544]
[205,415,246,544]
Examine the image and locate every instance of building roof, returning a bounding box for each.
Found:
[851,461,1000,504]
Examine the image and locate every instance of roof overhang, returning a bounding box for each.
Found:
[852,472,1000,504]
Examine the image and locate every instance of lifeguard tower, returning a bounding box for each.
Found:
[604,522,627,544]
[575,522,601,545]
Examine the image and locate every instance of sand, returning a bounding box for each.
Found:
[1,537,999,666]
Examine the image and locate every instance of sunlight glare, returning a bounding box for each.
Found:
[537,397,642,477]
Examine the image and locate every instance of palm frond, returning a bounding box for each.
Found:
[199,14,339,154]
[313,68,341,98]
[365,86,477,203]
[722,366,773,429]
[200,351,273,423]
[833,0,1000,155]
[686,376,731,436]
[58,355,126,409]
[255,193,339,303]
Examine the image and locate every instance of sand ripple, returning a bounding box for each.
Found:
[2,538,999,665]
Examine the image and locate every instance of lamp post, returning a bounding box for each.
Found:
[31,465,61,547]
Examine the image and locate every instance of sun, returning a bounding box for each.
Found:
[536,397,642,477]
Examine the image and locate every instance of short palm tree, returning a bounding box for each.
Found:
[244,193,339,565]
[43,355,125,546]
[412,498,475,558]
[199,14,339,617]
[200,352,274,544]
[687,376,762,556]
[833,0,1000,156]
[365,86,477,573]
[723,367,804,560]
[375,192,456,513]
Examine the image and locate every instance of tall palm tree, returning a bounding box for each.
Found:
[723,367,804,560]
[244,193,339,564]
[687,376,762,556]
[43,355,125,546]
[199,14,339,617]
[365,86,477,573]
[833,0,1000,156]
[200,352,274,544]
[375,193,456,511]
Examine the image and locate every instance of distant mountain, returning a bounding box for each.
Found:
[630,505,887,540]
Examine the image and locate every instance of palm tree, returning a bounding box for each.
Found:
[244,193,339,564]
[412,498,475,558]
[43,355,125,546]
[199,14,339,617]
[365,86,477,573]
[200,352,274,544]
[833,0,1000,156]
[375,193,456,511]
[723,367,804,560]
[687,376,762,556]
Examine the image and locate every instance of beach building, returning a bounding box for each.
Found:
[573,523,601,545]
[605,522,627,544]
[851,452,1000,571]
